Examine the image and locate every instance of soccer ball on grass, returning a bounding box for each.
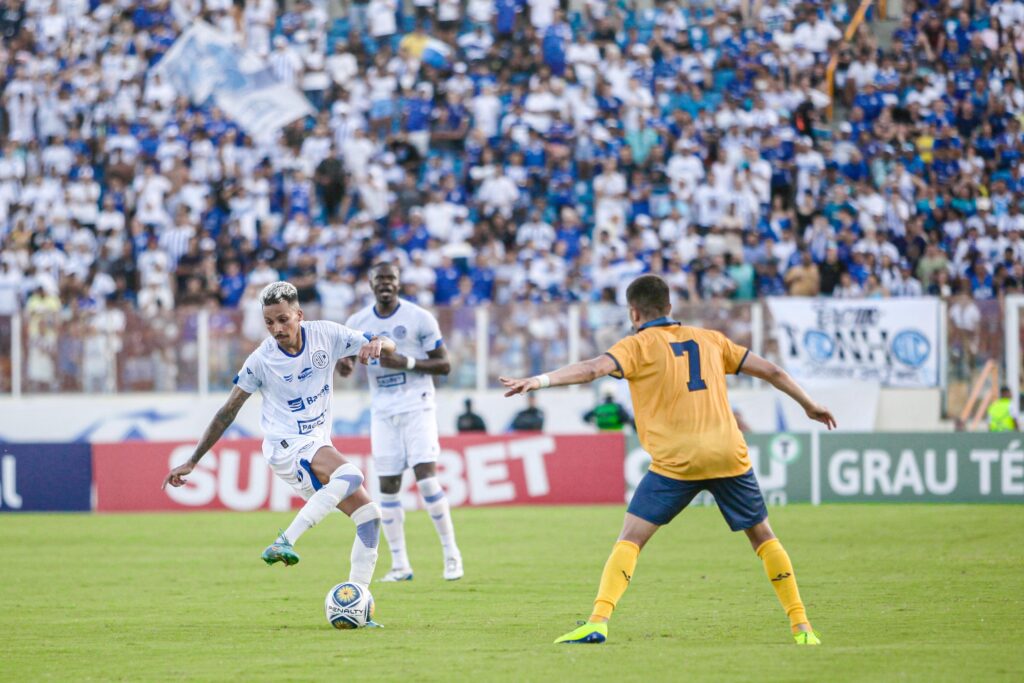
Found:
[324,582,374,629]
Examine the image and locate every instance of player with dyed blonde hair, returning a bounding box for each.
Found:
[164,281,396,598]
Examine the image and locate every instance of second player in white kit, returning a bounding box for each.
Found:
[340,262,464,581]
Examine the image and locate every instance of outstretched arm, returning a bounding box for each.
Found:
[739,353,837,429]
[500,355,618,396]
[163,386,252,488]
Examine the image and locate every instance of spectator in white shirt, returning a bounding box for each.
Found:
[793,13,842,58]
[367,0,398,40]
[528,0,559,30]
[327,41,359,87]
[593,159,627,235]
[269,36,304,87]
[470,83,503,138]
[478,165,519,218]
[517,209,557,250]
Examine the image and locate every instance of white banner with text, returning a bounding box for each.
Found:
[767,298,941,387]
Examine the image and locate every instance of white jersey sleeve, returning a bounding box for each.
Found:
[234,351,264,393]
[416,309,443,353]
[325,320,370,359]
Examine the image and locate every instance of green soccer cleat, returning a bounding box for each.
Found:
[554,621,608,644]
[794,630,821,645]
[261,532,299,566]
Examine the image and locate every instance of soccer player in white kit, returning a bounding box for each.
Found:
[339,262,464,581]
[163,281,396,592]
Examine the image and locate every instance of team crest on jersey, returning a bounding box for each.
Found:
[393,325,408,340]
[311,350,330,369]
[297,367,313,381]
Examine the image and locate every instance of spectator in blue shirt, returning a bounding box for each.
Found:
[968,260,995,299]
[219,261,247,307]
[542,10,572,76]
[434,256,462,305]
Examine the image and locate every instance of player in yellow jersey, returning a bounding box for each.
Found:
[500,275,836,646]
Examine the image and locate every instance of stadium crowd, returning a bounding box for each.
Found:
[1,0,1024,326]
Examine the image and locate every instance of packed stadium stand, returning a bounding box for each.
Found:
[0,0,1021,398]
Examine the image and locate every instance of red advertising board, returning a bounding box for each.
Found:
[92,434,625,512]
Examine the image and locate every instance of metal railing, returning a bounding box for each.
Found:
[0,300,761,396]
[4,297,1018,425]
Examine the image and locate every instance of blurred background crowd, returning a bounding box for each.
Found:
[0,0,1022,393]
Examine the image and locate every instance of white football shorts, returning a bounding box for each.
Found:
[261,436,334,500]
[370,407,441,477]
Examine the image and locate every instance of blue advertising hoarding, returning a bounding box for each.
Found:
[0,444,92,512]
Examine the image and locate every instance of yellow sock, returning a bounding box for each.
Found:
[756,538,810,633]
[590,540,640,622]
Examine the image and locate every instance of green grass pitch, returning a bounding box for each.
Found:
[3,504,1023,682]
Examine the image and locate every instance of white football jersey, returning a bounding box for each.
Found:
[234,320,368,443]
[345,301,443,418]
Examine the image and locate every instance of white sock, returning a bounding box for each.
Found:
[349,502,381,586]
[380,492,411,571]
[418,476,459,558]
[282,463,364,545]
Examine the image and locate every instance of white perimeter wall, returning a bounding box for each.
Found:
[0,381,946,443]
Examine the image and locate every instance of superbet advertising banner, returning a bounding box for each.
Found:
[92,434,626,512]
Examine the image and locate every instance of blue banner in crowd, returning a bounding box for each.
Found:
[0,444,92,512]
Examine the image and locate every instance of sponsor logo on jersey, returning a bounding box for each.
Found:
[304,384,331,406]
[376,373,407,388]
[393,325,408,340]
[312,350,330,369]
[287,397,304,413]
[297,367,313,381]
[283,374,294,383]
[297,410,327,435]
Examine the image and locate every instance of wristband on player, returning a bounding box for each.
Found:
[406,355,416,370]
[537,374,551,389]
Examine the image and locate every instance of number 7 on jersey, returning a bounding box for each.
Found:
[669,340,707,392]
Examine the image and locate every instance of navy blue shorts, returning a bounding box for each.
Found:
[627,468,768,531]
